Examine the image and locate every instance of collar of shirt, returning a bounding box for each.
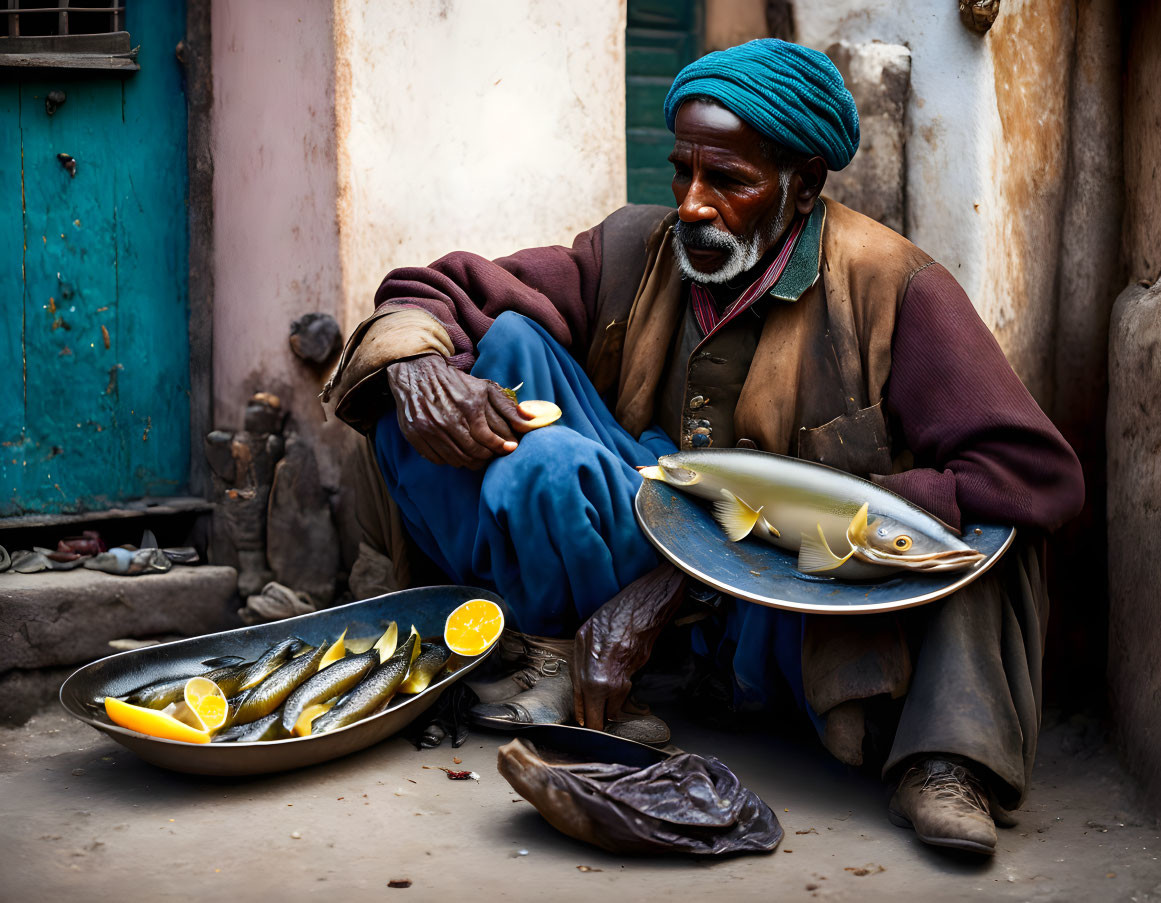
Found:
[689,200,826,339]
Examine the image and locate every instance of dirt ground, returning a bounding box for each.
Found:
[2,702,1159,903]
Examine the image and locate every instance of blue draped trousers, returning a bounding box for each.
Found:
[373,312,807,710]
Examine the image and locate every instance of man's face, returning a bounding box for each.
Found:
[668,100,791,283]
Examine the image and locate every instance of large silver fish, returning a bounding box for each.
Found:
[639,448,985,579]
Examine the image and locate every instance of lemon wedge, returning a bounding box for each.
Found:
[318,627,347,669]
[181,676,229,731]
[292,702,335,737]
[373,621,399,662]
[104,696,211,744]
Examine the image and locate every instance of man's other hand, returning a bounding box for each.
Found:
[572,563,686,731]
[385,354,535,469]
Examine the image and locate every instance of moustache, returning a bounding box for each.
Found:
[673,221,742,252]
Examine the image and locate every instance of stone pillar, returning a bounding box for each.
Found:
[824,41,911,234]
[1107,277,1161,813]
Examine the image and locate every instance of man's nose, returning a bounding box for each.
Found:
[677,178,717,223]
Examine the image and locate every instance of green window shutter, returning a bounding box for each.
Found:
[626,0,702,206]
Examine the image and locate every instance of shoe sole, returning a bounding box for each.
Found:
[888,809,996,856]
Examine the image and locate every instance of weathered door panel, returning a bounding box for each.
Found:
[0,1,189,516]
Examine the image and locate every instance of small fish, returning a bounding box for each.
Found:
[212,710,287,743]
[223,638,308,697]
[229,642,331,726]
[124,661,251,709]
[399,643,451,695]
[280,637,386,733]
[312,631,420,735]
[640,448,985,579]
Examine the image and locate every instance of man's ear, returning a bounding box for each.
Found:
[792,156,828,216]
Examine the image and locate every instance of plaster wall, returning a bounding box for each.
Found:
[796,2,1041,387]
[333,0,628,331]
[210,0,349,484]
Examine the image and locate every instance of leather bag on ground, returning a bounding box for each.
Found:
[497,738,782,856]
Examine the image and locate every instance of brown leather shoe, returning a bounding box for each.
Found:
[888,759,998,855]
[466,632,572,705]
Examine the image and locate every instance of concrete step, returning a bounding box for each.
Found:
[0,566,239,724]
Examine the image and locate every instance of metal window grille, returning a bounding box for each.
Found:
[4,1,123,38]
[0,0,137,71]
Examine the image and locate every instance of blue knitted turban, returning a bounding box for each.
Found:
[663,39,860,171]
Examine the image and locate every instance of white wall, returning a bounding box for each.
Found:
[333,0,628,330]
[796,0,1078,403]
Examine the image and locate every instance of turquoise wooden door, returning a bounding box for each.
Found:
[626,0,702,205]
[0,2,190,516]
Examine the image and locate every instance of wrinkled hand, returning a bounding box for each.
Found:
[385,354,535,469]
[572,562,686,731]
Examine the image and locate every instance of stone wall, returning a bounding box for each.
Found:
[1107,278,1161,812]
[1107,1,1161,814]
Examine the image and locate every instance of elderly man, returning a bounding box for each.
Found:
[325,39,1084,855]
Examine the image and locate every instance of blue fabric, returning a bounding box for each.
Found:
[663,38,860,171]
[373,312,670,636]
[373,311,812,717]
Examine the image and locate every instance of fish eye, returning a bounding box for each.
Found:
[893,536,913,551]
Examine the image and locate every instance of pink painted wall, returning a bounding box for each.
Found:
[211,0,350,484]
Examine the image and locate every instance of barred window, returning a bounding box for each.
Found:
[1,1,137,71]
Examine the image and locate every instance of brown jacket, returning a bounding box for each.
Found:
[327,197,1082,534]
[329,199,927,474]
[330,198,1083,768]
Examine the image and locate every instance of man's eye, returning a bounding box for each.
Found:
[710,172,743,188]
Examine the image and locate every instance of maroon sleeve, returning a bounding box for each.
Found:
[873,263,1085,533]
[371,226,603,370]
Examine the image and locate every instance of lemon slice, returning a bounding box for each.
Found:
[104,696,211,744]
[373,621,399,662]
[318,627,347,669]
[517,400,562,429]
[444,598,505,657]
[181,677,228,732]
[292,702,335,737]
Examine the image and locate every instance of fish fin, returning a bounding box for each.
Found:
[200,655,244,668]
[798,524,854,573]
[760,518,780,539]
[712,490,764,542]
[846,503,871,546]
[637,465,664,481]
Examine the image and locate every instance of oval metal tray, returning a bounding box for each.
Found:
[635,480,1015,615]
[59,585,500,776]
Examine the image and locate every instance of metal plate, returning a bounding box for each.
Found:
[59,585,501,776]
[472,720,671,768]
[635,480,1015,614]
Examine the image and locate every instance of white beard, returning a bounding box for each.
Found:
[671,172,792,284]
